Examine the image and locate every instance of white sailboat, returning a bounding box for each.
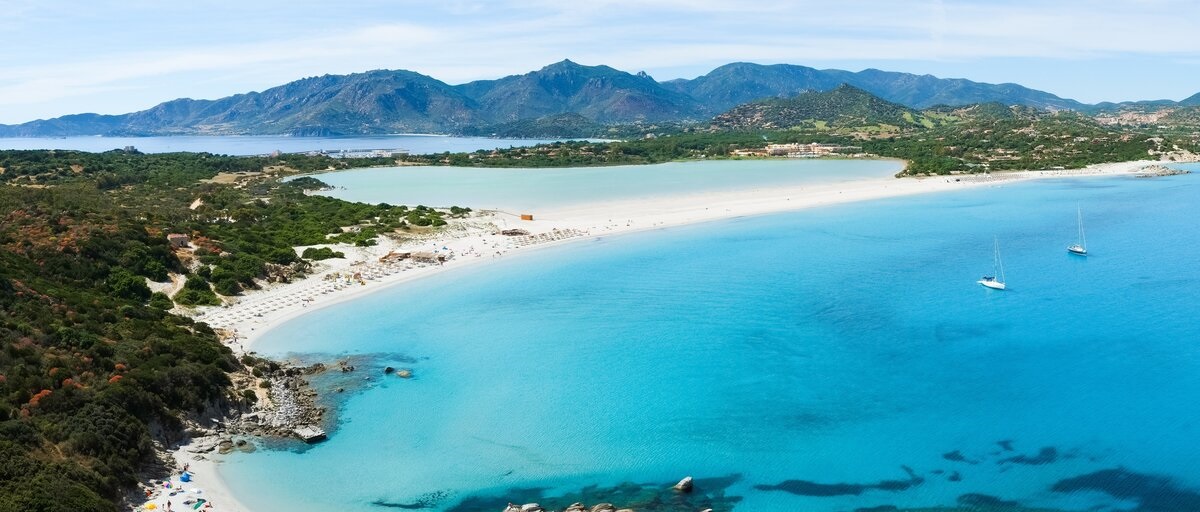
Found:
[1068,207,1087,256]
[978,237,1007,290]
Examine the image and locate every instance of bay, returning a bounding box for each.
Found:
[221,163,1200,512]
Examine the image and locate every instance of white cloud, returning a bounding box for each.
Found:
[1,0,1198,123]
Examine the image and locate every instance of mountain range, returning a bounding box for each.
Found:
[2,60,1197,137]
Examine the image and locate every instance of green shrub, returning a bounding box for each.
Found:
[148,292,174,310]
[301,247,345,260]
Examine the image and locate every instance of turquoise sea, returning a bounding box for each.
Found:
[220,163,1200,512]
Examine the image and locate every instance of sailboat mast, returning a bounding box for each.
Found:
[994,237,1005,283]
[1078,207,1086,249]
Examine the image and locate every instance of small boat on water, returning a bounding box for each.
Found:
[1068,207,1087,256]
[979,237,1007,290]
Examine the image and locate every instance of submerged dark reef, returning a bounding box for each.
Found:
[956,493,1021,508]
[998,447,1063,466]
[375,465,1200,512]
[753,466,924,497]
[371,489,452,509]
[443,475,744,512]
[1051,468,1200,512]
[942,450,979,464]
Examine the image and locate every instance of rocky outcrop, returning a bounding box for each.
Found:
[673,476,694,492]
[263,261,311,283]
[501,502,630,512]
[1136,164,1191,178]
[502,504,544,512]
[212,362,329,442]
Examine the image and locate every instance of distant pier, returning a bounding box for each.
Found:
[267,148,409,159]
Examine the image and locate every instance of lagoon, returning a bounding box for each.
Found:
[315,159,904,211]
[221,164,1200,512]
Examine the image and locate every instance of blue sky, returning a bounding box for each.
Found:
[1,0,1198,124]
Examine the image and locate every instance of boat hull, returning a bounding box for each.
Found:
[978,279,1007,290]
[1068,245,1087,256]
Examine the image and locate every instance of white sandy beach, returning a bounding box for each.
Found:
[186,159,1168,355]
[139,158,1175,512]
[137,452,245,512]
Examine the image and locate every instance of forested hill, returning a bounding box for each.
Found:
[0,149,464,511]
[0,60,1120,137]
[711,84,940,130]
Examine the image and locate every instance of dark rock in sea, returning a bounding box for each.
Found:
[996,439,1015,451]
[754,466,923,497]
[446,475,742,512]
[1051,467,1200,512]
[755,479,865,497]
[999,446,1058,465]
[947,471,962,482]
[372,499,429,509]
[673,476,694,493]
[372,490,450,509]
[943,450,979,464]
[957,493,1020,508]
[384,366,396,374]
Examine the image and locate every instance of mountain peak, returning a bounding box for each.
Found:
[543,59,583,71]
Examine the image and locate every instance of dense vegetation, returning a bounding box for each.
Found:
[0,150,463,511]
[0,182,237,511]
[712,84,941,132]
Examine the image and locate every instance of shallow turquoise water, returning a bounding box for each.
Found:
[314,159,903,211]
[221,165,1200,512]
